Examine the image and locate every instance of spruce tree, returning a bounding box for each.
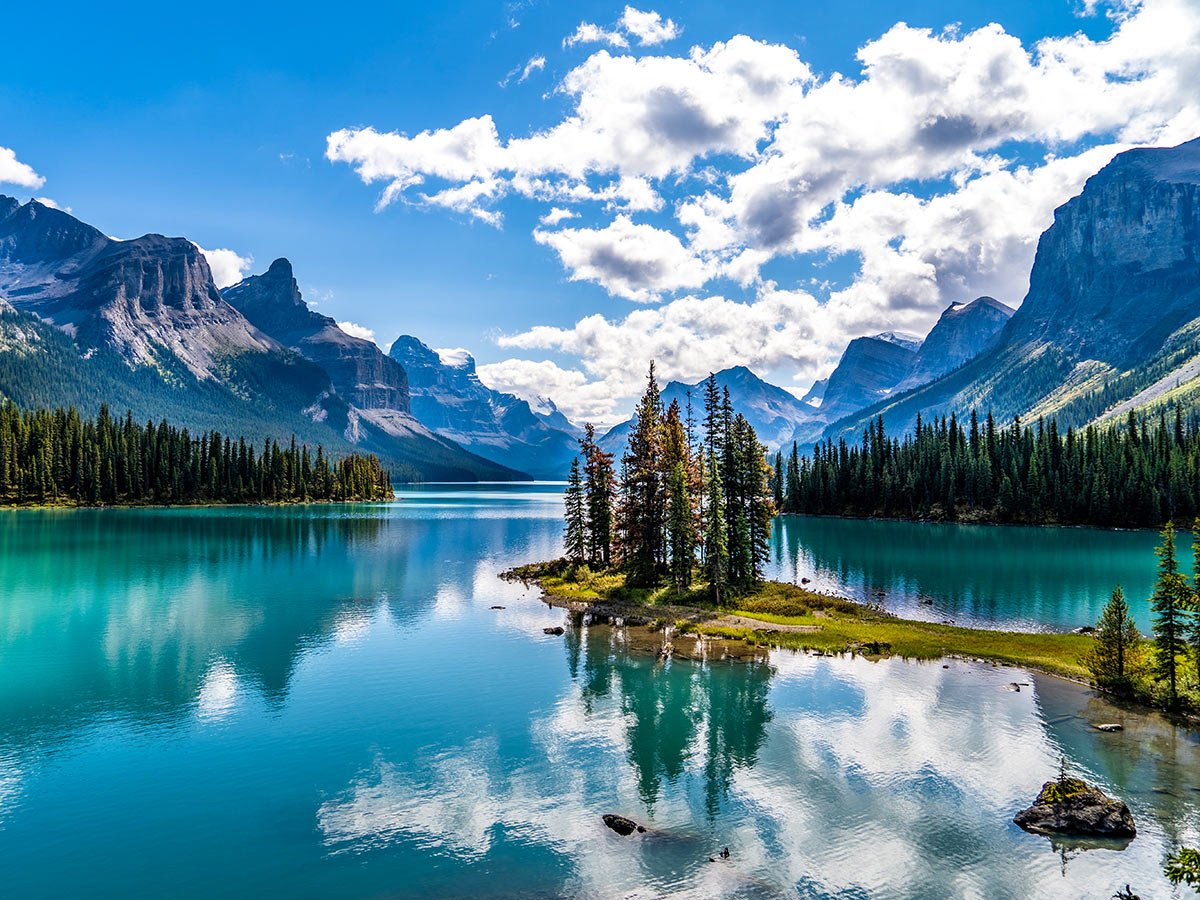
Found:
[620,364,667,586]
[704,449,729,604]
[667,461,694,594]
[1085,586,1142,693]
[579,423,615,567]
[564,456,586,563]
[1150,521,1190,707]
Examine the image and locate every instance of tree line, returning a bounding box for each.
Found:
[773,409,1200,528]
[0,403,394,506]
[564,365,774,597]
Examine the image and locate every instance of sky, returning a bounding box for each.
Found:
[2,0,1199,426]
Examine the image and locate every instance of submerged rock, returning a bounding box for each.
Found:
[490,605,505,610]
[1094,723,1124,733]
[602,814,646,836]
[1014,778,1136,838]
[543,626,565,636]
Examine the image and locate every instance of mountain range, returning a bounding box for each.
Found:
[3,135,1199,479]
[822,136,1200,442]
[0,198,532,480]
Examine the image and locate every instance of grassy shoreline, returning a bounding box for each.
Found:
[505,559,1096,680]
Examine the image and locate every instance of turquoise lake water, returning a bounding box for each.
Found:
[0,484,1197,898]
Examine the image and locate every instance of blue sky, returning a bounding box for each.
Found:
[2,0,1196,423]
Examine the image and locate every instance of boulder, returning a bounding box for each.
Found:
[1014,777,1136,838]
[1094,723,1124,733]
[602,814,646,836]
[543,626,565,636]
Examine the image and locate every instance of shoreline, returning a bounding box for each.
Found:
[0,496,397,511]
[504,560,1199,725]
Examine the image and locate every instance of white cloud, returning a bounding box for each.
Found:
[564,22,628,49]
[501,54,548,88]
[0,146,44,190]
[338,321,376,342]
[332,0,1200,421]
[539,206,578,226]
[519,54,546,82]
[618,7,681,46]
[564,8,681,49]
[435,347,474,369]
[534,215,714,301]
[476,358,619,425]
[32,197,70,213]
[195,244,254,289]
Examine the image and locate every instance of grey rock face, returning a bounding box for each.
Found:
[223,259,410,412]
[898,296,1013,391]
[1013,778,1136,838]
[389,334,578,479]
[823,136,1200,440]
[1007,137,1200,366]
[0,198,276,377]
[819,335,919,423]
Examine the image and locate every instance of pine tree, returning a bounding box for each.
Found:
[704,449,729,604]
[1151,521,1191,707]
[620,364,667,586]
[667,461,694,594]
[564,456,586,563]
[1085,586,1142,693]
[579,424,615,567]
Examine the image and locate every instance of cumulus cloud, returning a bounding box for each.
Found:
[563,22,628,49]
[195,245,254,289]
[534,215,714,301]
[330,0,1200,419]
[538,206,578,226]
[618,7,681,45]
[0,146,44,189]
[338,321,376,342]
[476,358,620,425]
[564,8,681,49]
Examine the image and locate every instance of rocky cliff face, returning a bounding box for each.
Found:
[1008,139,1200,365]
[0,198,277,377]
[824,136,1200,439]
[0,197,523,481]
[389,335,578,478]
[223,259,410,412]
[818,334,919,423]
[898,297,1013,391]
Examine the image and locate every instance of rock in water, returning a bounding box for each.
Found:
[1013,777,1136,838]
[602,814,646,836]
[1093,723,1123,732]
[543,626,565,636]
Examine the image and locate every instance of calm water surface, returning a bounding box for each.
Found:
[0,484,1197,898]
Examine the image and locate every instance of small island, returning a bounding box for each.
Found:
[525,366,1200,714]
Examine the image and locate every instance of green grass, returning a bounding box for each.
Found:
[506,559,1093,680]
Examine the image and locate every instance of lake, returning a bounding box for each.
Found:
[0,484,1196,898]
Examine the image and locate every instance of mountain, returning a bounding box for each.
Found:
[896,297,1013,391]
[825,136,1200,439]
[599,366,812,455]
[223,258,409,410]
[388,335,579,479]
[799,378,827,409]
[0,197,522,481]
[816,334,920,424]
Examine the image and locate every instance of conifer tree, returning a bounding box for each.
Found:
[667,461,694,594]
[620,364,668,586]
[1085,586,1142,693]
[564,456,586,563]
[1151,521,1190,707]
[704,449,729,603]
[579,423,615,567]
